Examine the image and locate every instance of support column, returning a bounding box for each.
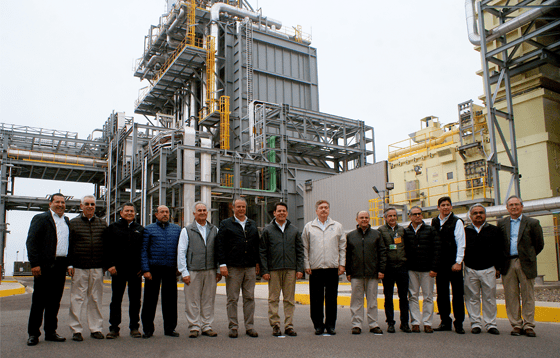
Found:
[200,135,212,210]
[183,126,196,226]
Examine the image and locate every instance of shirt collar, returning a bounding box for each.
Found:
[234,215,247,225]
[50,209,65,219]
[510,215,522,222]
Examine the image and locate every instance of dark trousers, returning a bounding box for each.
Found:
[141,266,177,334]
[309,268,339,330]
[436,267,465,327]
[382,266,409,326]
[109,270,142,332]
[27,257,67,336]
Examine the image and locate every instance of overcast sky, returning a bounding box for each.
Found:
[0,0,484,273]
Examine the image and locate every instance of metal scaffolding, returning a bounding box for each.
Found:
[472,0,560,204]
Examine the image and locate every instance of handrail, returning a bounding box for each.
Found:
[369,176,492,210]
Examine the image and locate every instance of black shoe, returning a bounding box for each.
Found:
[45,333,66,342]
[142,331,153,339]
[72,333,84,341]
[325,327,336,335]
[387,324,395,333]
[488,328,500,335]
[471,327,482,334]
[400,324,412,333]
[315,327,324,335]
[433,323,452,332]
[164,330,180,337]
[455,326,465,334]
[27,336,39,346]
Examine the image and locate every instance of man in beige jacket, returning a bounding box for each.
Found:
[302,200,346,335]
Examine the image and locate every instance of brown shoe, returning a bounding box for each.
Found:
[424,326,433,333]
[284,327,297,337]
[524,328,536,337]
[228,329,238,338]
[201,329,217,337]
[246,329,258,338]
[106,331,119,339]
[511,327,523,336]
[130,330,142,338]
[272,326,281,337]
[189,330,199,338]
[412,325,420,333]
[351,327,361,335]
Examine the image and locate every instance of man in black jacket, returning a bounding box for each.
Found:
[67,195,107,341]
[464,204,503,335]
[105,203,144,339]
[405,206,440,333]
[431,196,466,334]
[379,207,411,333]
[346,211,386,335]
[216,198,261,338]
[259,202,304,337]
[26,193,70,346]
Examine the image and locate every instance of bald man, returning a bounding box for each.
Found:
[140,206,182,338]
[346,211,386,335]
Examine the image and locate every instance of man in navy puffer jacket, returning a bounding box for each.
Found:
[140,205,182,338]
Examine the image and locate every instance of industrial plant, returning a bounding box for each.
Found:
[0,1,559,281]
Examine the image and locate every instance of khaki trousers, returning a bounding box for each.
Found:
[68,268,104,334]
[225,267,256,330]
[408,271,435,326]
[268,269,297,329]
[350,277,379,329]
[184,269,217,332]
[464,266,497,330]
[502,258,536,329]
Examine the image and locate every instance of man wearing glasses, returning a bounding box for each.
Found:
[68,195,108,341]
[498,196,544,337]
[404,206,441,333]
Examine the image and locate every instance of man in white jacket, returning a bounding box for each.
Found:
[302,200,346,335]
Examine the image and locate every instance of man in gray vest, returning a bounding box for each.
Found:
[178,202,221,338]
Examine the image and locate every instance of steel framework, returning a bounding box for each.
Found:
[475,0,560,204]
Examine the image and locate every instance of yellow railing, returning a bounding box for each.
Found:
[221,173,233,187]
[220,96,230,150]
[388,127,457,162]
[368,177,492,220]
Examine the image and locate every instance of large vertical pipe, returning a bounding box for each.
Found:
[200,136,212,210]
[183,126,196,226]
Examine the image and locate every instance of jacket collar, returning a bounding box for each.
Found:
[156,220,169,228]
[356,224,371,234]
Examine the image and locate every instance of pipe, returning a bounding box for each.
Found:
[168,7,186,34]
[210,3,282,31]
[7,149,107,167]
[458,196,560,221]
[466,0,560,46]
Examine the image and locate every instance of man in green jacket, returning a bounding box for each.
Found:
[378,207,411,333]
[259,202,304,337]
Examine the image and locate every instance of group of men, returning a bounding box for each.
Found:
[25,193,544,346]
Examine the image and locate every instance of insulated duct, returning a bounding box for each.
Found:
[7,149,107,167]
[466,0,560,46]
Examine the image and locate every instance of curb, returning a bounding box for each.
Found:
[0,281,26,297]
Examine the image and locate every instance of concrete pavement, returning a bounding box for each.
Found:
[1,277,559,358]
